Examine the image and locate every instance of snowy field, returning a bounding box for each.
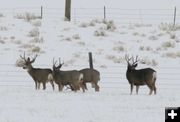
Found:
[0,0,180,122]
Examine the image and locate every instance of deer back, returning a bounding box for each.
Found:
[79,68,100,82]
[52,58,83,85]
[53,69,82,85]
[29,68,53,82]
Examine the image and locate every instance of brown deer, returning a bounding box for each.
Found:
[125,55,157,95]
[20,53,54,90]
[52,58,85,92]
[79,68,100,92]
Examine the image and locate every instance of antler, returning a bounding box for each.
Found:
[30,54,38,63]
[57,58,64,69]
[53,58,57,66]
[20,52,27,62]
[53,58,64,69]
[125,54,132,64]
[132,55,139,65]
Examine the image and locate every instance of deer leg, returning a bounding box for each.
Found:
[60,85,64,91]
[37,82,40,90]
[35,81,38,90]
[95,82,100,92]
[136,85,139,95]
[42,83,46,90]
[69,84,74,91]
[50,80,55,91]
[130,84,134,95]
[91,82,95,88]
[148,85,153,95]
[58,84,61,91]
[77,84,80,90]
[83,82,88,90]
[79,81,85,92]
[153,84,157,95]
[72,84,77,92]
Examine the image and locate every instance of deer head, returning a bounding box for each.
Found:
[125,54,139,70]
[20,52,37,69]
[52,58,64,71]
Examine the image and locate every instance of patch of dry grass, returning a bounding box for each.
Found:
[31,20,41,27]
[159,23,180,31]
[72,34,80,40]
[79,22,88,28]
[94,30,106,37]
[11,40,22,45]
[163,51,180,58]
[15,13,40,22]
[30,37,44,43]
[19,43,35,49]
[15,58,25,67]
[31,46,41,53]
[104,20,116,31]
[28,28,39,37]
[139,46,153,51]
[148,35,158,40]
[0,26,8,31]
[0,40,5,44]
[113,45,126,52]
[0,13,4,17]
[139,57,158,66]
[162,41,175,49]
[77,41,85,46]
[106,55,123,63]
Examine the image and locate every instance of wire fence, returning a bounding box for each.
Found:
[0,7,180,89]
[0,7,180,25]
[0,63,179,90]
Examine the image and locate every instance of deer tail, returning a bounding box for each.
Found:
[48,73,53,81]
[79,73,83,82]
[152,71,157,83]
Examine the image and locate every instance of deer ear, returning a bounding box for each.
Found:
[134,63,138,67]
[27,57,30,62]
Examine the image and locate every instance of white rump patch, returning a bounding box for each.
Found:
[152,72,157,81]
[79,73,83,82]
[48,73,53,81]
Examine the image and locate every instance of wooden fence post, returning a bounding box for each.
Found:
[104,6,106,20]
[41,6,43,19]
[173,6,176,27]
[65,0,71,21]
[89,52,93,69]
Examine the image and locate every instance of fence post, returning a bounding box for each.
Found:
[89,52,93,69]
[65,0,71,21]
[41,6,43,19]
[104,6,106,20]
[173,6,176,27]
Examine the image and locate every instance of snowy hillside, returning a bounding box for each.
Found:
[0,0,180,122]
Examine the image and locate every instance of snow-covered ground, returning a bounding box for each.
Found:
[0,0,180,122]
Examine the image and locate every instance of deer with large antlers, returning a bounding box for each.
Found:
[52,58,85,92]
[125,55,157,95]
[20,53,54,90]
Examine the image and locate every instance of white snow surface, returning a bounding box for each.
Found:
[0,0,180,122]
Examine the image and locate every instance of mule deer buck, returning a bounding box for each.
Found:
[125,55,157,95]
[20,53,54,90]
[79,68,100,92]
[52,58,85,92]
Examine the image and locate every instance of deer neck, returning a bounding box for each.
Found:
[27,65,35,75]
[127,67,136,74]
